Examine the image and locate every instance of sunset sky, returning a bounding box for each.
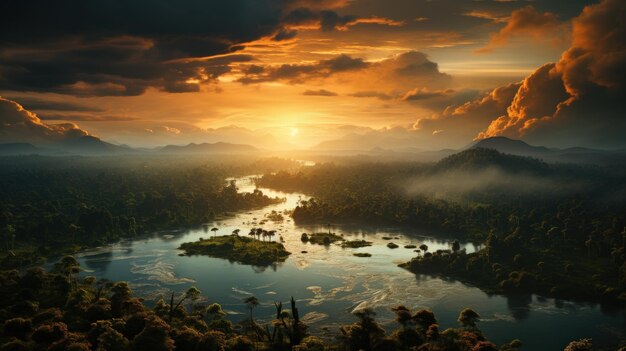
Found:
[0,0,624,149]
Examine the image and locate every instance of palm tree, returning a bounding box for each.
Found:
[232,229,240,236]
[168,287,201,322]
[268,230,276,242]
[244,296,259,323]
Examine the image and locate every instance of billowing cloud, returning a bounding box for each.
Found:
[477,0,626,148]
[0,0,386,96]
[476,6,565,53]
[415,82,521,145]
[0,97,90,143]
[237,50,452,101]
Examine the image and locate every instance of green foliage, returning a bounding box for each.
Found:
[342,240,373,248]
[303,233,344,245]
[0,156,282,269]
[179,236,291,266]
[260,155,626,303]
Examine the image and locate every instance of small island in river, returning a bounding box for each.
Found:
[179,236,291,266]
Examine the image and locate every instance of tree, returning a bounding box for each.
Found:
[244,296,259,323]
[458,308,480,329]
[452,240,461,253]
[211,227,218,238]
[97,327,130,351]
[232,229,240,236]
[419,244,429,253]
[110,282,132,317]
[340,308,385,351]
[56,256,80,287]
[472,341,498,351]
[412,309,437,330]
[564,339,593,351]
[131,316,174,351]
[168,287,201,322]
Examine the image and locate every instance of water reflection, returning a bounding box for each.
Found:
[506,294,532,321]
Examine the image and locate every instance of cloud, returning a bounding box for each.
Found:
[348,91,393,100]
[402,88,455,101]
[414,82,521,145]
[476,0,626,148]
[0,0,381,96]
[478,63,568,138]
[237,54,369,84]
[38,114,139,122]
[0,97,90,143]
[282,8,403,31]
[476,6,565,53]
[464,10,509,23]
[236,50,453,110]
[303,89,338,96]
[4,97,103,112]
[272,28,299,41]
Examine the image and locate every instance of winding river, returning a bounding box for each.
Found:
[65,176,624,350]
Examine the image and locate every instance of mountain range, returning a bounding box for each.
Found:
[0,134,624,166]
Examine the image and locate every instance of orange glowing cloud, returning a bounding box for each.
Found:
[476,6,566,54]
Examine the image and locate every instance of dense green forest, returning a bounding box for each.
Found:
[0,151,623,350]
[0,156,293,269]
[258,149,626,302]
[0,258,536,351]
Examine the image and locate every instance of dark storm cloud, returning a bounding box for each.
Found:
[283,8,357,31]
[237,54,369,84]
[0,0,366,96]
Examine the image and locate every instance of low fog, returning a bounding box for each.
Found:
[402,167,588,200]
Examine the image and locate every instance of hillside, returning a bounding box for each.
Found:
[434,148,550,174]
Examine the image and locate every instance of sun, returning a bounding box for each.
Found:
[290,127,299,137]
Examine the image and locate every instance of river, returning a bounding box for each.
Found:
[66,176,625,350]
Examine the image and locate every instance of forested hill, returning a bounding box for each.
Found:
[433,148,550,174]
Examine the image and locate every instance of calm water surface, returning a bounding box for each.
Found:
[61,176,624,350]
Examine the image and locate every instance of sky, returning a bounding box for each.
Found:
[0,0,624,150]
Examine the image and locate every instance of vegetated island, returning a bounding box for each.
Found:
[300,232,344,245]
[179,236,291,266]
[341,240,373,248]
